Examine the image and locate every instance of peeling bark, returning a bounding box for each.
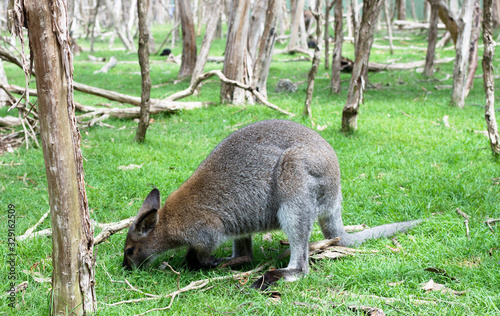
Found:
[482,0,500,155]
[23,0,96,314]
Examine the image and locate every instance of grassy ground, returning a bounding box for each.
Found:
[1,24,499,315]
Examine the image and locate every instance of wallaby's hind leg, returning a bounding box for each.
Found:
[252,147,323,290]
[317,192,353,246]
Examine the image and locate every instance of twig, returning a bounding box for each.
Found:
[93,216,136,245]
[277,237,341,260]
[164,70,295,116]
[17,210,50,241]
[485,219,500,232]
[464,219,470,240]
[162,262,181,291]
[456,208,470,220]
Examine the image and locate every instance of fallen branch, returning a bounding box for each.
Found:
[485,218,500,232]
[17,209,50,242]
[164,70,295,116]
[277,237,341,260]
[93,56,117,74]
[93,216,136,245]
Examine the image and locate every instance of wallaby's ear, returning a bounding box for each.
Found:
[143,188,161,210]
[135,208,158,236]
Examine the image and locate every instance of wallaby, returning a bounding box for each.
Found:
[123,120,420,289]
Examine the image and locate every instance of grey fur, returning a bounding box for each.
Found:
[123,120,420,288]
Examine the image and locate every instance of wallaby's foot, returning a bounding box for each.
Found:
[251,269,303,291]
[184,248,224,270]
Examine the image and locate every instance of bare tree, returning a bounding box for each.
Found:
[248,0,268,61]
[288,0,307,49]
[105,0,135,51]
[251,0,280,98]
[324,0,334,69]
[451,0,473,108]
[383,0,394,54]
[482,0,500,155]
[464,0,481,98]
[190,0,222,91]
[221,0,250,105]
[396,0,406,20]
[304,6,323,118]
[331,0,343,94]
[178,0,197,79]
[341,0,383,133]
[423,3,438,77]
[135,0,151,142]
[20,0,96,314]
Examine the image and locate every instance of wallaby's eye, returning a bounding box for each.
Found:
[125,247,134,257]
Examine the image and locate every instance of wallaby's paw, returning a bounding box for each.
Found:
[184,253,224,270]
[251,269,303,291]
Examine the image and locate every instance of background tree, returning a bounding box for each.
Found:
[18,0,96,314]
[331,0,343,94]
[482,0,500,156]
[341,0,383,133]
[178,0,197,79]
[221,0,250,105]
[135,0,151,142]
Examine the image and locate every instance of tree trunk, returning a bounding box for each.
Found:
[324,0,334,69]
[135,0,151,142]
[350,0,360,47]
[248,0,268,61]
[427,0,458,45]
[304,6,323,118]
[451,0,473,108]
[331,0,343,94]
[423,4,438,77]
[482,0,500,155]
[341,0,383,133]
[464,0,481,98]
[23,0,96,314]
[383,0,394,54]
[178,0,197,79]
[251,0,280,98]
[221,0,250,105]
[396,0,406,20]
[288,0,306,49]
[493,0,500,27]
[105,0,135,51]
[190,0,222,91]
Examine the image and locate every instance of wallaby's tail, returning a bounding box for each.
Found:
[339,219,422,247]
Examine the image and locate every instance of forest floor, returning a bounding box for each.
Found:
[0,25,499,315]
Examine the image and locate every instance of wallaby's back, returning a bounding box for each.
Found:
[179,119,341,237]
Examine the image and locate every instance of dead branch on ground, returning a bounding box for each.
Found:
[164,70,295,116]
[485,218,500,232]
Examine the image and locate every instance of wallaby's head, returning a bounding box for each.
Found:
[123,188,162,270]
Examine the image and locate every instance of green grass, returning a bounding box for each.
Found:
[1,25,499,315]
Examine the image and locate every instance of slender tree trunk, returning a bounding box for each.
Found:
[304,6,323,117]
[135,0,151,142]
[464,0,481,98]
[423,3,438,77]
[451,0,473,108]
[221,0,250,105]
[325,0,334,69]
[288,0,305,49]
[350,0,360,47]
[493,0,500,27]
[190,0,222,92]
[331,0,343,94]
[383,0,394,54]
[23,0,96,314]
[252,0,280,98]
[396,0,406,20]
[482,0,500,156]
[105,0,135,51]
[178,0,197,79]
[248,0,268,61]
[341,0,383,133]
